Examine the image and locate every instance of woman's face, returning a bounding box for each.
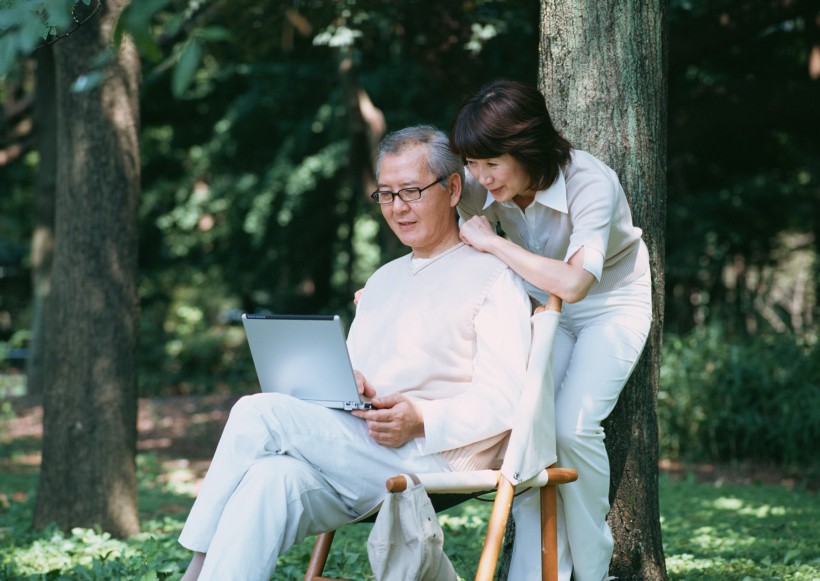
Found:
[465,154,536,205]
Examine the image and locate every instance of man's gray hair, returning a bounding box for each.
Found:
[376,125,465,184]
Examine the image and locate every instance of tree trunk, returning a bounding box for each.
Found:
[338,50,385,296]
[26,46,57,399]
[33,0,142,537]
[539,0,668,579]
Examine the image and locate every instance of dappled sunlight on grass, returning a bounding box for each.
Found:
[687,525,757,552]
[660,473,820,580]
[138,453,202,499]
[2,396,818,580]
[10,526,144,576]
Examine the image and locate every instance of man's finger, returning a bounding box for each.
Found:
[362,408,396,423]
[371,392,402,408]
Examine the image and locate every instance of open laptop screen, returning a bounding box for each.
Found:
[241,314,371,411]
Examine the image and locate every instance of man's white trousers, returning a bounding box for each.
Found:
[178,393,452,580]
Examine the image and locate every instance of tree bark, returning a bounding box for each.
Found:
[33,0,142,537]
[26,46,57,399]
[539,0,668,579]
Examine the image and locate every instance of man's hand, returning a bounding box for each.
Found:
[459,215,499,253]
[354,370,376,399]
[352,392,424,448]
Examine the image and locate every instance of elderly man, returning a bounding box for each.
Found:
[179,125,532,580]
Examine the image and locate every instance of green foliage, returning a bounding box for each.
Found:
[665,0,819,338]
[127,0,539,395]
[0,0,74,77]
[659,325,820,468]
[2,449,818,579]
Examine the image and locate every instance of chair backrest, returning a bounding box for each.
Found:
[500,298,561,485]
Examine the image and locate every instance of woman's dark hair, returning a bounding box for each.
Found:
[449,79,572,191]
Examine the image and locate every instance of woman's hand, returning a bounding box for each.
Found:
[459,215,499,253]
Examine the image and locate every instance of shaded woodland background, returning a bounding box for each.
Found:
[1,0,818,470]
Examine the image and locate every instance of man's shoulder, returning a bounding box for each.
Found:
[440,245,519,293]
[430,243,509,272]
[366,244,511,282]
[457,243,509,270]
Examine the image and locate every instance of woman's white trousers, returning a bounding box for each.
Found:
[508,270,652,581]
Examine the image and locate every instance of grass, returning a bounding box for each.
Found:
[660,473,820,580]
[1,395,818,580]
[0,459,817,580]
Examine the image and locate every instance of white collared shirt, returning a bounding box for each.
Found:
[459,149,648,300]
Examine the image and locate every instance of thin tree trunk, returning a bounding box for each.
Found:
[33,0,141,537]
[539,0,668,578]
[26,46,57,399]
[338,50,385,295]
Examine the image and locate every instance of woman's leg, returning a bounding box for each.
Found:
[508,274,651,581]
[554,278,652,581]
[508,322,576,581]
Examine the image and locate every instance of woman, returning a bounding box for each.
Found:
[450,79,652,581]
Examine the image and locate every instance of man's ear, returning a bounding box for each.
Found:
[448,173,462,208]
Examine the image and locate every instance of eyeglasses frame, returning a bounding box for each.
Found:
[370,176,448,205]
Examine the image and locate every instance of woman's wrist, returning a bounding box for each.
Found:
[486,233,512,259]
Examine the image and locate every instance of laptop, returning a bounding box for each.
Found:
[240,313,373,411]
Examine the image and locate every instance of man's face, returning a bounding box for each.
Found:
[378,146,459,258]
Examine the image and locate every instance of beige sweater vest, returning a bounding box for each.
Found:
[347,243,521,471]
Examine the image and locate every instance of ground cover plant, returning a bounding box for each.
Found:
[1,397,818,580]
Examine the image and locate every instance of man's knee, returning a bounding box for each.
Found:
[227,392,293,423]
[229,393,261,417]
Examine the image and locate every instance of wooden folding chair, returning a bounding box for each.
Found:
[305,296,577,581]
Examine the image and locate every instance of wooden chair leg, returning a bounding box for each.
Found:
[540,485,559,581]
[305,530,336,581]
[475,477,516,581]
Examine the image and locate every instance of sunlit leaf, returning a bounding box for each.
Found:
[171,39,202,99]
[0,5,25,31]
[70,70,105,93]
[0,33,16,76]
[783,549,801,564]
[44,0,75,30]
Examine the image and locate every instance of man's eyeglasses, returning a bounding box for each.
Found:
[370,176,447,205]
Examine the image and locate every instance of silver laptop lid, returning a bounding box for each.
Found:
[241,313,371,411]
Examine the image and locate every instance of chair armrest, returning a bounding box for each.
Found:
[386,470,500,493]
[386,466,577,495]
